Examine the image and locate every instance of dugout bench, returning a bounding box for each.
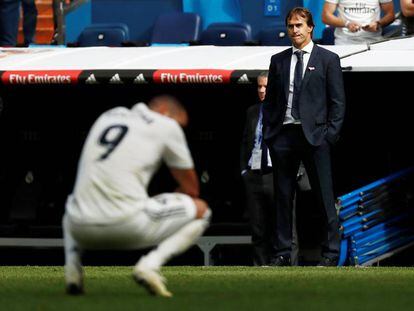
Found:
[0,235,252,266]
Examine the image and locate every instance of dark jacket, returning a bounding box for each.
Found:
[263,44,346,146]
[240,103,260,171]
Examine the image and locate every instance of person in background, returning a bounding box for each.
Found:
[63,95,211,297]
[400,0,414,35]
[263,7,346,267]
[240,72,300,266]
[0,0,20,46]
[0,0,37,47]
[322,0,395,45]
[22,0,38,45]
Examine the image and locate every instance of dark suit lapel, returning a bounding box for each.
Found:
[283,49,292,103]
[251,104,260,133]
[301,44,319,91]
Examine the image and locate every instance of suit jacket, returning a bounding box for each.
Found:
[262,44,346,146]
[240,104,260,171]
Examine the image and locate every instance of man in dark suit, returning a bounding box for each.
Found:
[240,72,299,266]
[262,7,346,266]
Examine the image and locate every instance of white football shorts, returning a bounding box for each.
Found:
[64,193,197,250]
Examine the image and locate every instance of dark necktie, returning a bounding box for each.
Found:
[291,50,304,120]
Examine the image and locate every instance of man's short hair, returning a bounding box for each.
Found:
[257,71,268,81]
[285,7,315,29]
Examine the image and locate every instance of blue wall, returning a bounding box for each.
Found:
[92,0,182,41]
[65,0,402,43]
[66,0,300,42]
[240,0,302,39]
[183,0,242,29]
[66,1,92,43]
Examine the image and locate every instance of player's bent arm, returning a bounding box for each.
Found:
[322,2,347,27]
[170,168,200,198]
[378,2,395,27]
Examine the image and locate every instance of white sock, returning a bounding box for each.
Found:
[63,214,83,284]
[139,214,210,270]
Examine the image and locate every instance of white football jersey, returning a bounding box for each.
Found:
[66,103,194,224]
[326,0,392,41]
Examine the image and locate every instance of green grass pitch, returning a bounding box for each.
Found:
[1,266,414,311]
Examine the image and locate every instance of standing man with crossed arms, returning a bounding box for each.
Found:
[263,7,346,267]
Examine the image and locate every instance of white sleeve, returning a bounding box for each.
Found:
[379,0,392,3]
[163,121,194,169]
[325,0,339,4]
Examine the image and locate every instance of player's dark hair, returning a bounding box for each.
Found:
[148,95,185,116]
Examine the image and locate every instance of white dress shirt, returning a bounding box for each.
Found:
[284,40,314,124]
[247,104,272,171]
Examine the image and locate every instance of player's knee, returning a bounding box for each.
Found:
[193,198,211,220]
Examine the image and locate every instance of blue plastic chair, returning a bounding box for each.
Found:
[259,28,290,46]
[207,22,252,41]
[321,26,335,45]
[150,12,201,45]
[77,23,130,47]
[199,24,251,46]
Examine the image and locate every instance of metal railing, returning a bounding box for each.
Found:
[55,0,90,45]
[337,167,414,266]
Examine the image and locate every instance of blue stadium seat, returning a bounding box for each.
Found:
[150,12,201,45]
[259,28,290,46]
[321,26,335,45]
[77,23,130,47]
[382,23,402,38]
[207,22,252,41]
[199,23,252,46]
[84,23,130,40]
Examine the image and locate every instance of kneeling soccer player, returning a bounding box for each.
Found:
[63,95,211,298]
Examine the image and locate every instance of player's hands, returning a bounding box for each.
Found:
[175,186,199,198]
[362,22,380,32]
[346,21,362,32]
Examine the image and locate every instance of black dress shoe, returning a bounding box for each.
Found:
[269,255,291,266]
[66,283,84,295]
[317,257,338,267]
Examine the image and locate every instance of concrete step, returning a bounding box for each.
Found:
[34,0,53,16]
[37,15,54,28]
[18,28,54,45]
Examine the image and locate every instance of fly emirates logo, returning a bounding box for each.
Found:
[154,70,231,84]
[2,71,81,85]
